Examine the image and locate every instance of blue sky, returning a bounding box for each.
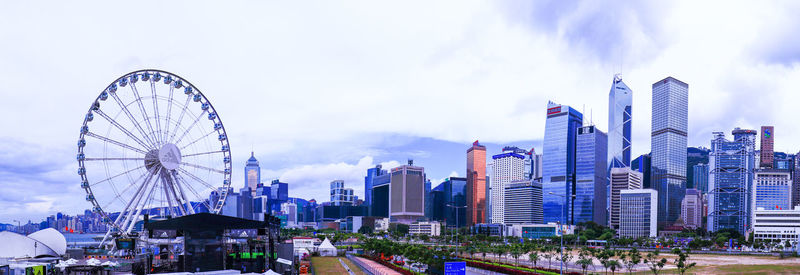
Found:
[1,1,800,223]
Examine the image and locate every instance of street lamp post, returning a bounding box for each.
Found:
[549,192,575,275]
[446,204,467,258]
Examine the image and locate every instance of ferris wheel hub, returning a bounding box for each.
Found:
[158,143,182,170]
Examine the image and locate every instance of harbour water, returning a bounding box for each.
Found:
[64,233,104,247]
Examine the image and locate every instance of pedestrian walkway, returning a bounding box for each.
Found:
[347,255,401,275]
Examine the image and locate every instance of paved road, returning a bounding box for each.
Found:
[348,256,402,275]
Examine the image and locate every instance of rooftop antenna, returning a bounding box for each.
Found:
[582,104,586,127]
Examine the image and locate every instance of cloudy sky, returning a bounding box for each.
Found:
[1,1,799,224]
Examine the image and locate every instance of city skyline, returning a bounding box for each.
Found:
[3,1,800,223]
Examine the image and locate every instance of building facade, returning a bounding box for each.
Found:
[693,163,709,194]
[504,179,543,225]
[651,76,689,227]
[760,126,774,169]
[610,167,642,229]
[707,129,757,234]
[752,207,800,247]
[369,171,391,218]
[490,150,526,224]
[410,221,441,236]
[795,151,800,208]
[608,74,633,170]
[389,163,426,224]
[619,189,658,238]
[575,125,608,225]
[753,170,792,211]
[542,101,583,224]
[365,165,387,207]
[466,141,487,225]
[681,189,703,229]
[330,180,355,206]
[245,152,260,196]
[632,154,652,189]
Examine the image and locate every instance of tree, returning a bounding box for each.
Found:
[358,225,373,235]
[672,248,697,275]
[560,247,574,270]
[528,250,541,268]
[576,255,593,275]
[541,246,555,269]
[643,249,667,275]
[621,248,642,274]
[607,260,621,275]
[597,248,615,274]
[510,245,523,266]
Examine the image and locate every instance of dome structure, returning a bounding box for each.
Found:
[0,229,66,258]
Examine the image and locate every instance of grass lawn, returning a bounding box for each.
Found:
[311,257,367,275]
[631,264,800,274]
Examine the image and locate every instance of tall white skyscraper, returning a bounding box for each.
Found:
[608,74,633,170]
[490,149,526,224]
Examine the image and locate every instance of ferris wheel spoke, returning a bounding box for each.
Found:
[177,167,218,190]
[169,95,193,143]
[85,132,148,155]
[129,82,159,147]
[99,168,148,210]
[112,168,156,232]
[172,109,207,146]
[180,129,217,150]
[84,157,146,161]
[162,174,185,217]
[163,84,175,145]
[124,171,160,233]
[109,92,158,149]
[150,80,163,145]
[91,165,145,188]
[174,173,209,213]
[169,173,193,215]
[180,162,225,174]
[92,109,152,151]
[181,150,224,158]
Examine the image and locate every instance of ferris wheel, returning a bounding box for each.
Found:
[76,70,232,243]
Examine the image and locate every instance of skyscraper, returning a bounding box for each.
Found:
[466,141,487,225]
[753,170,792,211]
[245,152,260,196]
[504,179,543,225]
[610,167,642,229]
[794,151,800,208]
[575,125,608,225]
[542,101,583,224]
[708,129,757,234]
[632,154,652,189]
[330,180,355,206]
[390,163,426,224]
[490,148,526,224]
[760,126,774,169]
[693,163,709,194]
[608,74,633,170]
[365,165,387,207]
[431,177,468,228]
[651,77,689,227]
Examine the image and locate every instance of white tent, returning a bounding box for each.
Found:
[317,238,337,257]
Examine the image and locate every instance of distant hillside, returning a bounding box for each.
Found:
[686,147,710,189]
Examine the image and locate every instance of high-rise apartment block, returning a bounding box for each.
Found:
[760,126,774,169]
[390,163,426,224]
[619,189,658,238]
[504,179,543,225]
[466,141,487,225]
[608,74,633,170]
[490,149,526,224]
[575,125,608,225]
[542,101,583,224]
[708,129,757,234]
[610,167,642,229]
[681,189,703,229]
[651,77,689,227]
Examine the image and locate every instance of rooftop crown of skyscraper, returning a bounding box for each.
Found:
[246,151,259,166]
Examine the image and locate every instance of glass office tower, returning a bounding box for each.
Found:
[650,77,689,227]
[542,101,583,224]
[693,163,709,194]
[608,75,633,170]
[575,125,608,226]
[707,129,756,234]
